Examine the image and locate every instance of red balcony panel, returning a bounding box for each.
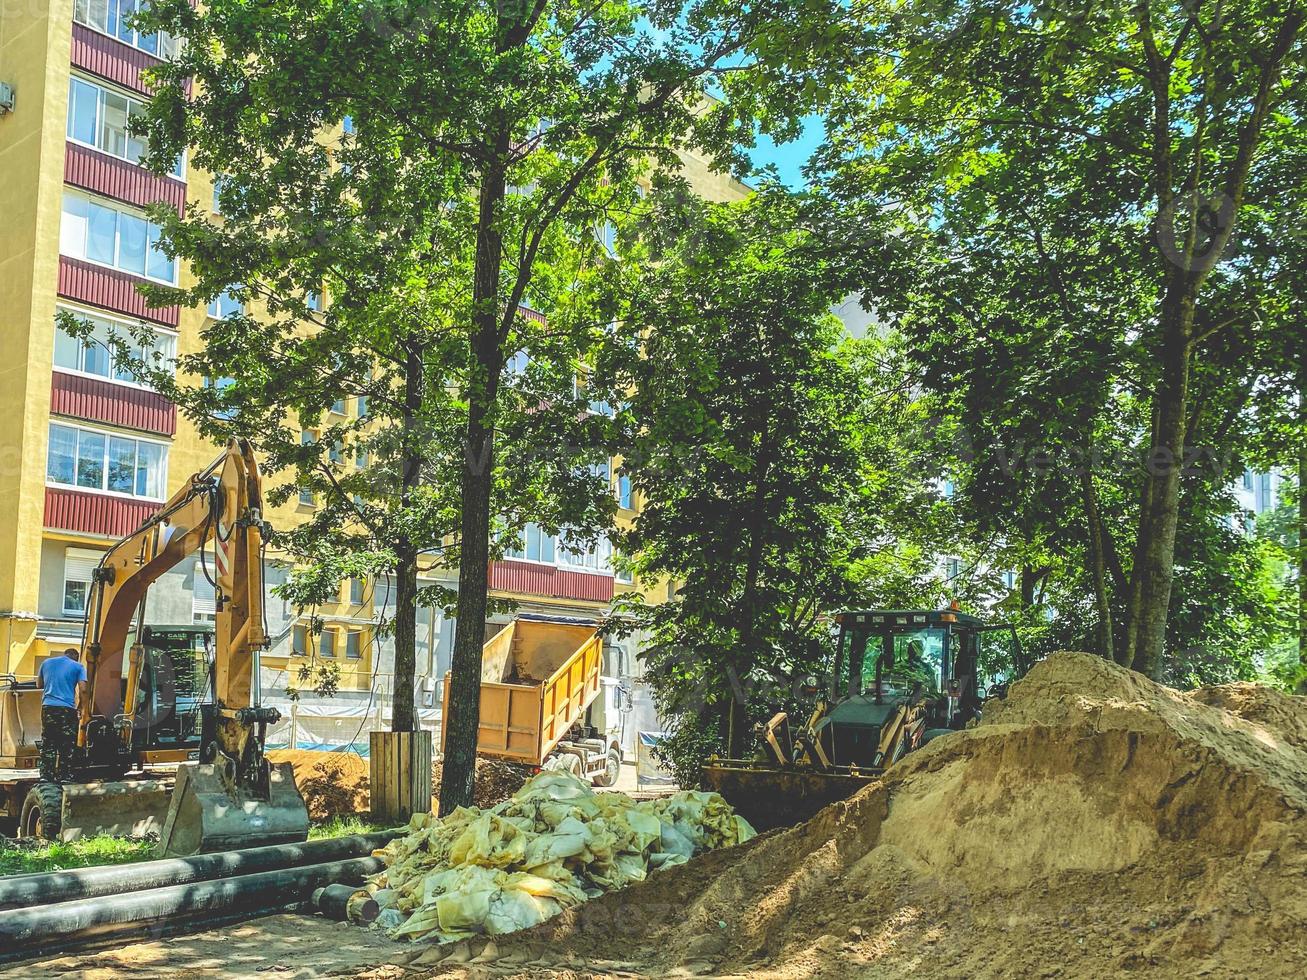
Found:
[58,257,179,327]
[488,560,614,603]
[65,143,185,214]
[517,305,546,324]
[51,371,176,436]
[45,487,160,539]
[71,23,162,97]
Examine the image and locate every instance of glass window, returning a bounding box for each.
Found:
[60,195,89,258]
[350,578,365,604]
[146,225,175,283]
[47,425,77,485]
[319,630,335,659]
[53,323,81,370]
[346,631,362,660]
[208,287,243,319]
[117,212,148,276]
[106,436,137,493]
[75,430,106,489]
[356,395,368,417]
[86,200,117,265]
[63,579,90,617]
[135,441,165,497]
[82,335,112,377]
[306,290,321,312]
[618,474,632,509]
[67,78,99,145]
[330,398,346,415]
[299,489,315,506]
[329,440,343,464]
[100,90,130,158]
[292,625,308,656]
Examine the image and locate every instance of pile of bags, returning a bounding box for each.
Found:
[355,770,756,943]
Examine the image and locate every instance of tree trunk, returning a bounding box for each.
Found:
[390,344,425,733]
[1080,467,1116,663]
[1127,295,1193,679]
[439,143,509,815]
[1298,357,1306,675]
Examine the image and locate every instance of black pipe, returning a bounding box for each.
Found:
[0,830,398,912]
[0,855,384,960]
[312,882,378,923]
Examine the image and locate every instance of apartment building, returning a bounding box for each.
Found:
[0,0,749,753]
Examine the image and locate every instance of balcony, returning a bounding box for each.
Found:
[58,257,179,327]
[488,560,615,604]
[64,142,185,214]
[51,371,176,436]
[71,22,163,98]
[44,486,160,539]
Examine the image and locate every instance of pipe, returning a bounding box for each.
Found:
[0,830,399,912]
[0,855,384,960]
[312,882,378,923]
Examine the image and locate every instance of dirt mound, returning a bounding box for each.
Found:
[268,749,370,822]
[411,653,1307,978]
[432,758,531,810]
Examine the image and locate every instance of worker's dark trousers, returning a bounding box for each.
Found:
[39,706,78,782]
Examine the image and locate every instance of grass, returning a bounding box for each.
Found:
[308,815,386,839]
[0,834,155,877]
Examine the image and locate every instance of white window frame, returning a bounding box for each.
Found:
[63,547,104,617]
[46,421,170,501]
[345,629,363,660]
[53,304,177,391]
[60,191,177,285]
[73,0,181,60]
[192,561,216,622]
[66,73,184,178]
[207,286,244,319]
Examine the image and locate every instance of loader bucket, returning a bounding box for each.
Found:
[702,761,878,832]
[157,761,309,856]
[58,779,173,841]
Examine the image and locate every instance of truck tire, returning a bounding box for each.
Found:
[592,748,621,788]
[20,783,64,841]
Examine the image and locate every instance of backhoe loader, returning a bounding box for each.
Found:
[2,439,308,854]
[702,606,1026,830]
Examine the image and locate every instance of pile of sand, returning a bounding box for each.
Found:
[400,653,1307,978]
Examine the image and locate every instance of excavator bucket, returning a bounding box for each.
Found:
[702,761,878,832]
[157,761,309,856]
[57,779,173,841]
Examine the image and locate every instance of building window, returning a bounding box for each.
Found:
[507,522,555,564]
[292,624,308,656]
[329,440,344,464]
[349,577,365,605]
[192,562,216,622]
[1242,469,1254,490]
[595,219,618,258]
[617,474,632,510]
[505,350,529,377]
[330,397,346,416]
[346,630,363,660]
[207,287,244,319]
[212,175,227,215]
[53,308,175,386]
[1002,570,1017,590]
[74,0,180,61]
[306,289,322,312]
[1254,473,1273,514]
[63,548,104,617]
[319,630,336,659]
[66,75,183,177]
[47,422,167,499]
[942,479,955,499]
[60,193,176,284]
[945,558,962,581]
[356,395,368,417]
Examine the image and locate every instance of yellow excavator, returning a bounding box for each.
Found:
[6,439,308,855]
[703,606,1025,830]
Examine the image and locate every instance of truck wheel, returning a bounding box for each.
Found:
[592,748,622,788]
[20,783,64,841]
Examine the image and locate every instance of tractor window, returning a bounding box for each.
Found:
[889,629,945,692]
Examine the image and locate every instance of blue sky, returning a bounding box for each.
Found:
[746,116,827,189]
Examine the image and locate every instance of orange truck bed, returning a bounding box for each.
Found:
[441,619,603,766]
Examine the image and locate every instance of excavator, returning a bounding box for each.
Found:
[702,605,1026,830]
[6,439,308,855]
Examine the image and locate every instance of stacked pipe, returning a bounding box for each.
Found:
[0,830,399,962]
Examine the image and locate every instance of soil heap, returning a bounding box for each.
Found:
[405,652,1307,979]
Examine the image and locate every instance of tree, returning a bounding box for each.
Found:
[824,0,1306,678]
[599,184,899,772]
[137,0,850,810]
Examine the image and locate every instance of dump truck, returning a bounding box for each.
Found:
[703,605,1026,830]
[442,618,623,785]
[0,439,308,853]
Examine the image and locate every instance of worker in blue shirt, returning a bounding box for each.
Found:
[36,648,87,782]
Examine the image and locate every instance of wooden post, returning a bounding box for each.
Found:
[369,730,433,825]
